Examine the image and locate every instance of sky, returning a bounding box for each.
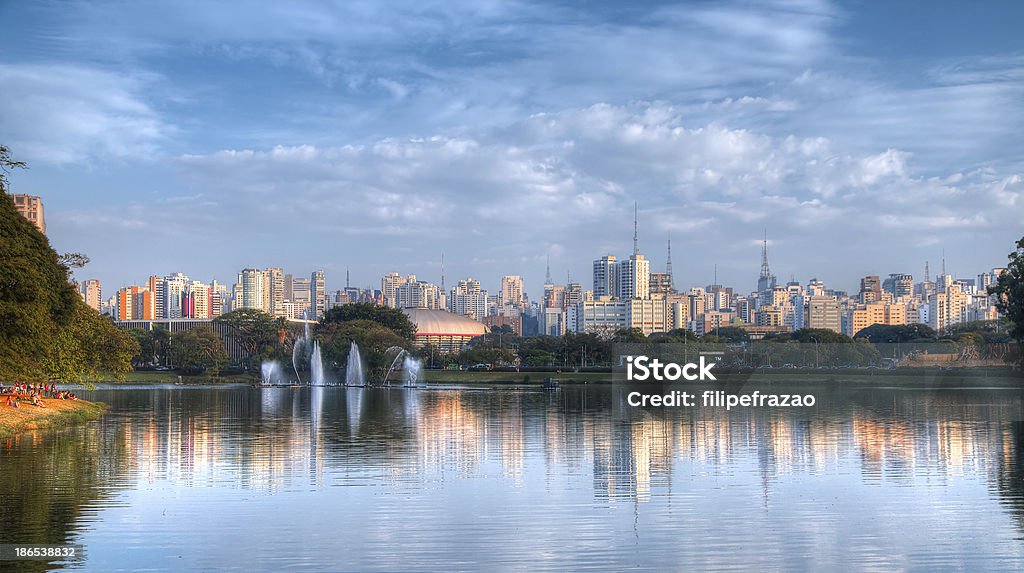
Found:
[1,0,1022,300]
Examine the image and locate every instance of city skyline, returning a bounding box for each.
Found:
[1,1,1022,294]
[71,232,1005,311]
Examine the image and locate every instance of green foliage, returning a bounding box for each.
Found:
[854,323,936,343]
[130,326,171,368]
[45,301,140,382]
[321,303,417,340]
[611,328,648,344]
[457,345,517,367]
[169,326,227,375]
[0,150,137,382]
[215,308,285,370]
[317,319,408,378]
[991,235,1024,345]
[708,326,750,343]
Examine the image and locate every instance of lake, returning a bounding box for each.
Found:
[2,382,1024,571]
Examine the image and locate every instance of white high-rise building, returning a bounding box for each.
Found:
[164,272,190,319]
[239,268,265,311]
[381,272,408,308]
[450,278,488,320]
[617,254,649,299]
[592,255,618,298]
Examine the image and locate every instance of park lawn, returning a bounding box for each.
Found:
[0,397,107,439]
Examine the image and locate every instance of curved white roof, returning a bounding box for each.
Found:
[402,308,488,337]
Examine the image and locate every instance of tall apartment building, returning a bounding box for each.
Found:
[882,274,914,300]
[500,275,524,308]
[80,279,102,311]
[147,275,167,319]
[859,275,882,303]
[264,267,285,315]
[928,284,969,333]
[381,272,408,308]
[450,278,487,320]
[804,295,842,334]
[163,272,190,319]
[618,254,650,299]
[592,255,618,298]
[12,194,45,234]
[846,301,908,337]
[311,270,327,318]
[115,286,154,320]
[239,268,265,311]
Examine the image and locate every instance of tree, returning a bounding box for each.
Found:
[169,327,227,375]
[0,144,27,191]
[709,326,749,343]
[317,319,408,380]
[214,308,285,370]
[0,146,136,382]
[992,235,1024,346]
[46,301,140,382]
[320,303,416,340]
[853,323,936,343]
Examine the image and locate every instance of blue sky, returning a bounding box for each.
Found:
[1,0,1022,298]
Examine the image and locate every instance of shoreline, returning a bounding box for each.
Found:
[0,397,108,439]
[80,366,1024,388]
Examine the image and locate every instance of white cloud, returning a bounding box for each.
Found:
[0,64,173,164]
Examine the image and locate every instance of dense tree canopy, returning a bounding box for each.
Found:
[992,235,1024,345]
[1,146,138,382]
[853,323,936,343]
[214,308,285,371]
[317,319,408,378]
[169,327,227,375]
[320,303,417,340]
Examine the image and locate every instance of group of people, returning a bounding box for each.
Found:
[1,382,77,409]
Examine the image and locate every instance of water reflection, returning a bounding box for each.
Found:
[2,384,1024,570]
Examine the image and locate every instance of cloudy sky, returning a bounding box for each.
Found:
[1,0,1022,299]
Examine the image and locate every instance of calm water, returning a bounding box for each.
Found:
[3,383,1024,571]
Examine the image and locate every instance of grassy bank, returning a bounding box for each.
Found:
[0,398,107,439]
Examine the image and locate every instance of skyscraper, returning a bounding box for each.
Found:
[147,275,167,318]
[264,267,284,315]
[163,272,190,319]
[240,268,265,311]
[311,269,327,318]
[592,255,618,298]
[618,254,649,299]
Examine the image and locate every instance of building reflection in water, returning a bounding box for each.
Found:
[44,386,1023,513]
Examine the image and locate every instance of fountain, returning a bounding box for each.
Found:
[260,360,283,385]
[310,340,325,386]
[292,337,305,384]
[402,356,424,387]
[293,317,315,384]
[345,341,365,387]
[382,346,408,386]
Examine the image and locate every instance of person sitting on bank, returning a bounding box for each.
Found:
[7,394,20,408]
